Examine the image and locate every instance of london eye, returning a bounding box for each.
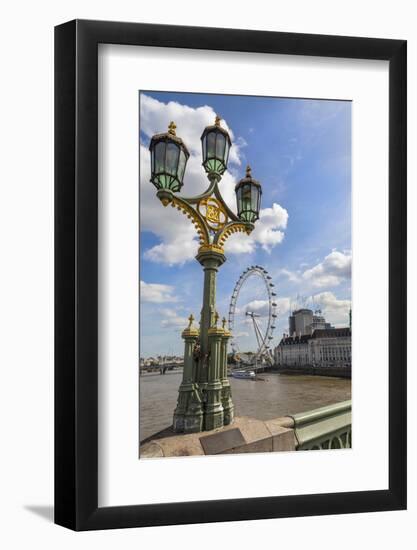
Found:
[228,266,278,365]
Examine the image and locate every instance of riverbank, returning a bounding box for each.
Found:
[270,365,351,378]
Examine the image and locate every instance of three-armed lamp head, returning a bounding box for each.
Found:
[200,115,232,177]
[235,165,262,223]
[149,121,190,192]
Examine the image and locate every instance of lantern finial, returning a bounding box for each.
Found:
[215,115,221,127]
[168,121,177,135]
[246,165,252,177]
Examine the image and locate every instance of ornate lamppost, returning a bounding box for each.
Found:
[149,116,262,433]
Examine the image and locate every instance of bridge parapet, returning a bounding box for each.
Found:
[140,400,352,457]
[290,400,351,450]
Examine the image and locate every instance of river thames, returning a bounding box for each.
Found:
[139,371,351,441]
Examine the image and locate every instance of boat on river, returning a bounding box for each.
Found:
[231,369,256,380]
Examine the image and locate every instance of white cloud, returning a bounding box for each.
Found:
[313,292,351,326]
[140,93,242,166]
[224,233,256,255]
[276,250,351,289]
[275,297,291,316]
[140,95,288,265]
[160,308,189,329]
[242,297,291,318]
[245,299,270,316]
[140,280,179,303]
[225,203,288,255]
[251,203,288,252]
[234,331,249,339]
[278,268,301,283]
[302,250,351,288]
[144,239,199,266]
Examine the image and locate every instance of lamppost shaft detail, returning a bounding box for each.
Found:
[196,248,225,382]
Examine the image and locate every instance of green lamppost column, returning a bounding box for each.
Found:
[220,317,234,425]
[205,312,225,430]
[149,117,262,434]
[195,246,225,387]
[173,315,203,433]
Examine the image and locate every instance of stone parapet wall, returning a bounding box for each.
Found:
[140,416,295,458]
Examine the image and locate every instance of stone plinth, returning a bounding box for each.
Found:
[140,416,296,458]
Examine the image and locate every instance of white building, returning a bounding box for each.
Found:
[274,328,351,368]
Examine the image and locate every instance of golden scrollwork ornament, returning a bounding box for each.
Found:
[197,197,227,231]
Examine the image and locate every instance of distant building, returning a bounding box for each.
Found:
[308,328,351,367]
[310,313,332,333]
[288,313,296,337]
[140,355,184,368]
[288,308,333,337]
[294,308,313,336]
[274,327,351,368]
[275,333,311,366]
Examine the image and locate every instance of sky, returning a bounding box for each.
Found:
[139,91,351,358]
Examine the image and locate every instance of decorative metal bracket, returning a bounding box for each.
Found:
[156,174,254,251]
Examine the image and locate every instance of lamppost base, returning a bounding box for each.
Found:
[221,381,234,425]
[173,382,204,433]
[204,381,224,431]
[223,408,234,426]
[204,410,224,431]
[173,411,204,434]
[184,412,204,434]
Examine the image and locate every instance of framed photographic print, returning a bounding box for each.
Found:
[55,20,406,530]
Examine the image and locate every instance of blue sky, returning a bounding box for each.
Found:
[139,91,351,357]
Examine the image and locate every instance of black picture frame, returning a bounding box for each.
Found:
[55,19,407,531]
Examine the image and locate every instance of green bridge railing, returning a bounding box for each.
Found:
[288,400,351,451]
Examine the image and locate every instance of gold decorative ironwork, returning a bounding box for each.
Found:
[168,121,177,135]
[197,243,225,255]
[197,197,227,231]
[215,115,221,127]
[217,222,253,247]
[188,314,195,328]
[170,196,210,246]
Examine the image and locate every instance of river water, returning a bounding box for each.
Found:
[139,371,351,441]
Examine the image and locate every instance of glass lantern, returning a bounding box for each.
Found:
[235,166,262,222]
[149,121,189,192]
[200,116,231,176]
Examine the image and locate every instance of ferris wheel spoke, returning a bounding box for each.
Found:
[252,315,266,349]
